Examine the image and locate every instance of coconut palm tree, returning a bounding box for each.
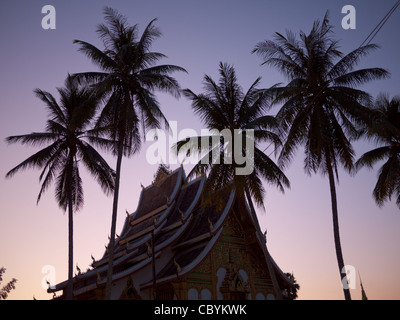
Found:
[177,62,289,205]
[176,62,290,298]
[355,93,400,209]
[72,7,186,299]
[5,75,115,300]
[252,13,389,300]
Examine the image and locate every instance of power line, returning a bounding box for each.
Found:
[361,0,400,47]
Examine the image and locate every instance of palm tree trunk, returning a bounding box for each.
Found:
[245,188,282,300]
[66,157,74,300]
[104,140,124,300]
[326,160,352,300]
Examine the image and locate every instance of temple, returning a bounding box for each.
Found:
[49,166,296,300]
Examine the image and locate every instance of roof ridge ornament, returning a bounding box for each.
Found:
[174,258,181,274]
[153,164,171,187]
[208,217,214,232]
[145,241,152,256]
[76,264,81,275]
[179,209,185,221]
[126,210,132,223]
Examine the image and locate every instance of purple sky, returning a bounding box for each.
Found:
[1,0,399,300]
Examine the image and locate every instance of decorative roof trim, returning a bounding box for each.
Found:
[151,175,205,253]
[72,252,162,297]
[244,198,293,287]
[182,175,205,218]
[129,204,168,227]
[169,167,184,205]
[141,188,235,289]
[140,228,223,289]
[48,247,140,292]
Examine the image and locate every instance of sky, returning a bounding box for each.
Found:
[0,0,399,300]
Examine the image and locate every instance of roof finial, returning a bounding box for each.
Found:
[126,210,131,221]
[208,217,214,232]
[46,279,51,290]
[174,258,181,274]
[145,241,152,256]
[179,209,185,221]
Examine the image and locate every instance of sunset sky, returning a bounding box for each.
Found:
[0,0,399,300]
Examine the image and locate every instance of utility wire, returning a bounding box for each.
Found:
[361,0,400,47]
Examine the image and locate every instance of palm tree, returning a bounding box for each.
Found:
[176,62,290,298]
[252,13,389,300]
[355,93,400,209]
[5,76,115,300]
[72,7,186,299]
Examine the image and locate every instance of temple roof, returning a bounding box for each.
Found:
[49,166,293,298]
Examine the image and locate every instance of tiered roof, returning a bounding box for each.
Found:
[49,166,292,299]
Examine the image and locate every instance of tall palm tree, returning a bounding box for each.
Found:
[176,62,290,298]
[72,7,186,299]
[253,13,389,300]
[355,93,400,209]
[5,75,115,300]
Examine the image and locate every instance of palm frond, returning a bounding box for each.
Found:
[328,44,380,79]
[77,141,115,196]
[137,18,161,55]
[37,148,67,204]
[334,68,390,87]
[5,140,64,179]
[6,132,58,148]
[355,146,391,171]
[73,40,116,72]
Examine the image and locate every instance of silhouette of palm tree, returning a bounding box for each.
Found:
[253,12,389,300]
[176,62,290,298]
[356,93,400,208]
[5,75,115,300]
[72,7,186,299]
